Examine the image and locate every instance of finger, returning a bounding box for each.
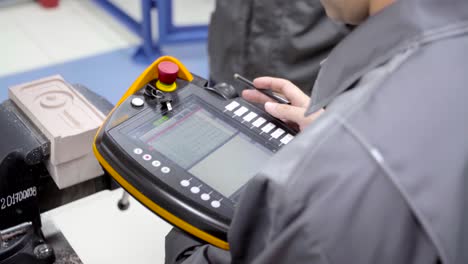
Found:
[242,89,276,104]
[264,102,307,125]
[266,104,324,131]
[284,120,300,132]
[253,77,310,108]
[300,108,325,131]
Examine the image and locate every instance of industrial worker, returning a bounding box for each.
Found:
[207,0,349,94]
[166,0,468,263]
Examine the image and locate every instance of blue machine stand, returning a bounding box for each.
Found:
[93,0,209,63]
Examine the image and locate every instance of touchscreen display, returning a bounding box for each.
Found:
[132,99,272,197]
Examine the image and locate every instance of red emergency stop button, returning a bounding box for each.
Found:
[158,61,179,84]
[156,61,179,92]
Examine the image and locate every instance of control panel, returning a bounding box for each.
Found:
[93,56,297,250]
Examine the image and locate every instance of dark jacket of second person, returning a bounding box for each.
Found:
[208,0,348,93]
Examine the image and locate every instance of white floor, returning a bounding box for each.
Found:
[0,0,214,77]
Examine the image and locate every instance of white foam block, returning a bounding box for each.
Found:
[9,75,106,189]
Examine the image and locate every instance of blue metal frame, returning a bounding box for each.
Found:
[93,0,208,63]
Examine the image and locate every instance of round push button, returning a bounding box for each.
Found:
[161,167,170,174]
[158,61,179,84]
[201,193,210,201]
[131,97,144,107]
[211,200,221,208]
[143,154,152,161]
[180,180,190,187]
[190,186,200,194]
[152,160,161,167]
[133,148,143,155]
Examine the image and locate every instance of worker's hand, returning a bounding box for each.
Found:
[242,77,324,131]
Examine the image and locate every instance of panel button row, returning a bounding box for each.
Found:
[271,128,285,139]
[234,106,249,117]
[261,122,276,133]
[179,179,222,208]
[243,112,258,122]
[225,101,240,111]
[252,117,266,127]
[224,102,295,145]
[280,134,294,145]
[133,148,170,174]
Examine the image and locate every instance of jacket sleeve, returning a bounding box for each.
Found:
[165,228,230,264]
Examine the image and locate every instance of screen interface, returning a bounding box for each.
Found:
[130,99,272,197]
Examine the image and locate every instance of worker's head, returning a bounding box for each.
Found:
[320,0,395,25]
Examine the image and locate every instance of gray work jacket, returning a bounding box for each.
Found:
[166,0,468,263]
[208,0,348,93]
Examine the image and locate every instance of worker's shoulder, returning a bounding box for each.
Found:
[342,33,468,148]
[330,33,468,146]
[376,33,468,99]
[258,33,468,204]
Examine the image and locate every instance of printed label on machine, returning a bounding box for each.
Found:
[0,187,37,210]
